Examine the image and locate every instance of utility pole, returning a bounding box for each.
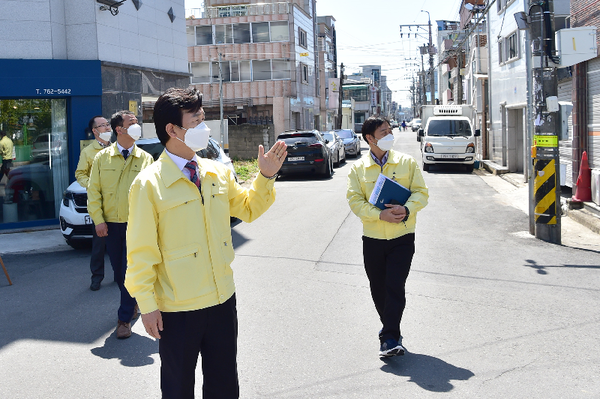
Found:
[422,10,436,105]
[420,46,427,106]
[529,0,561,243]
[218,52,228,154]
[337,63,344,129]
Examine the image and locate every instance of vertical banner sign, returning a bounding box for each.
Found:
[370,86,377,107]
[533,158,557,225]
[328,78,339,109]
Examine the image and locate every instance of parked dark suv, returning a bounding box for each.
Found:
[277,130,333,178]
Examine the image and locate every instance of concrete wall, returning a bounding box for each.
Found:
[228,124,276,159]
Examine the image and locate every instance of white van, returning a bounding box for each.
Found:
[418,105,480,173]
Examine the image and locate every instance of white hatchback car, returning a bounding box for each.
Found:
[59,137,237,248]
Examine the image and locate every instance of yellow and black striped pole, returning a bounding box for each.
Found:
[533,158,557,225]
[529,0,561,244]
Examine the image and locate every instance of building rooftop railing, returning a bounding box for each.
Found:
[186,3,290,19]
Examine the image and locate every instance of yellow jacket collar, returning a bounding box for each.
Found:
[157,151,218,188]
[107,142,144,158]
[367,149,401,168]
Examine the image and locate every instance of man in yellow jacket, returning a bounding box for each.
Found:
[88,110,154,339]
[0,130,14,182]
[125,88,286,398]
[76,116,111,291]
[347,116,428,358]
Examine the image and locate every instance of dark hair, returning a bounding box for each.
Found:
[153,88,203,146]
[0,130,6,138]
[110,110,135,133]
[361,116,390,141]
[88,115,104,132]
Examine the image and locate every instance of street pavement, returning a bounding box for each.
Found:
[1,130,600,398]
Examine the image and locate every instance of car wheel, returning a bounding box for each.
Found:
[342,149,346,163]
[423,163,430,172]
[323,157,333,178]
[466,164,474,173]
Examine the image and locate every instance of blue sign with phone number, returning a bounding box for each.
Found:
[0,59,101,97]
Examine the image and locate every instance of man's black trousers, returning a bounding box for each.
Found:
[105,222,136,323]
[362,233,415,343]
[159,294,239,399]
[90,222,106,284]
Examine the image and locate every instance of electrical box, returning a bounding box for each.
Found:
[558,101,573,141]
[555,27,598,68]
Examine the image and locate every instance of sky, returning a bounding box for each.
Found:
[184,0,462,109]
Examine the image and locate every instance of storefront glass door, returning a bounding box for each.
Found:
[0,98,69,225]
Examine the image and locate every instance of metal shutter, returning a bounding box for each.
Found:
[558,78,573,187]
[587,57,600,169]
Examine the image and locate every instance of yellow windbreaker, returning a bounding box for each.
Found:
[87,142,154,225]
[125,151,276,314]
[347,149,428,240]
[75,140,106,188]
[0,136,13,161]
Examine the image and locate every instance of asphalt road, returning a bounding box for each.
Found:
[1,130,600,398]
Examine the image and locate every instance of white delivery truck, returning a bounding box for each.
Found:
[418,105,480,172]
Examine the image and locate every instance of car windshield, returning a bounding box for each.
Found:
[427,119,472,137]
[414,119,421,124]
[335,130,353,139]
[323,133,334,142]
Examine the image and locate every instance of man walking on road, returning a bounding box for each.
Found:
[87,110,154,339]
[76,116,111,291]
[125,87,286,398]
[347,116,428,357]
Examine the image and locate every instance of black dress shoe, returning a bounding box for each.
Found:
[90,281,101,291]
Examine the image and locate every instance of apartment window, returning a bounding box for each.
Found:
[234,23,251,44]
[497,0,515,13]
[301,63,309,83]
[507,32,518,60]
[253,60,271,80]
[499,31,519,64]
[215,25,233,45]
[299,28,308,48]
[186,26,195,46]
[318,37,325,52]
[190,62,210,84]
[270,21,289,42]
[252,22,270,43]
[240,61,251,81]
[211,62,220,82]
[196,26,213,45]
[272,59,290,80]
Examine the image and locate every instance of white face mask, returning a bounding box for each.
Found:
[176,122,210,152]
[126,124,142,141]
[375,134,394,152]
[98,132,112,143]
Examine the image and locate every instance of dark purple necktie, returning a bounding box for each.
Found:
[184,160,204,204]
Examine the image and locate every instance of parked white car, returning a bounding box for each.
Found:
[59,137,237,248]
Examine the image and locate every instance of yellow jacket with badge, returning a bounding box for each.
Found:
[87,142,154,225]
[125,151,276,314]
[75,140,106,188]
[347,149,428,240]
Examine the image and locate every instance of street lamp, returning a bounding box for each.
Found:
[421,10,435,105]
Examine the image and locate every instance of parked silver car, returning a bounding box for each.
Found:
[334,128,361,157]
[323,131,346,167]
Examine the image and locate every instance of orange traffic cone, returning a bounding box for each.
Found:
[572,151,592,202]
